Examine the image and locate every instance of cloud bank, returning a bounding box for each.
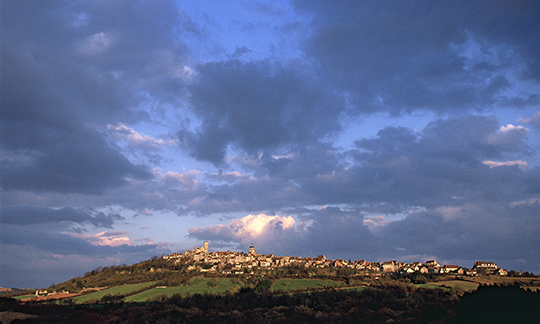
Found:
[2,0,540,288]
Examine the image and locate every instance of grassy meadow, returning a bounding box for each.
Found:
[19,275,539,305]
[431,280,479,292]
[270,278,344,292]
[12,295,34,300]
[71,282,157,304]
[126,277,242,302]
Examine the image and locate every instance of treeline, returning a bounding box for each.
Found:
[450,283,540,323]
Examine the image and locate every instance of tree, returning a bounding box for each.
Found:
[100,294,124,311]
[254,279,273,293]
[207,278,218,288]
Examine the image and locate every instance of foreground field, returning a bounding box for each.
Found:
[14,276,540,306]
[127,278,348,302]
[126,277,241,302]
[270,278,345,292]
[13,295,34,300]
[0,281,467,323]
[3,277,539,323]
[71,282,157,304]
[466,276,540,288]
[431,280,479,293]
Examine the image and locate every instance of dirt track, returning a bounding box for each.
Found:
[21,287,109,302]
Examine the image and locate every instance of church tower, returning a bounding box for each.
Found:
[248,243,256,255]
[203,241,209,253]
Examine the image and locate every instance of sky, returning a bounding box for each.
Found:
[1,0,540,289]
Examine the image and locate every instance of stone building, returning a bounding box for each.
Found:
[248,243,256,256]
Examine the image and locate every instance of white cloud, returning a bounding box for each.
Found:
[68,231,133,247]
[435,206,465,220]
[156,168,201,190]
[189,213,296,243]
[205,170,253,183]
[482,160,528,171]
[78,32,113,55]
[108,123,177,151]
[499,124,527,133]
[510,198,540,207]
[363,215,389,229]
[487,124,529,147]
[232,214,295,237]
[518,111,540,131]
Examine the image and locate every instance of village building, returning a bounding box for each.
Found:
[466,269,478,276]
[249,243,256,256]
[443,265,460,273]
[473,261,498,271]
[425,260,440,268]
[381,260,398,272]
[162,242,510,278]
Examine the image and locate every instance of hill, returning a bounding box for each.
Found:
[9,246,538,302]
[2,252,540,323]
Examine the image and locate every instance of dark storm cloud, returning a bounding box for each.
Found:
[188,113,539,271]
[377,200,540,270]
[2,0,539,288]
[292,0,540,114]
[0,224,172,287]
[9,113,525,227]
[295,115,531,208]
[520,111,540,131]
[165,144,342,215]
[1,0,189,195]
[1,1,187,289]
[231,46,252,58]
[1,224,99,255]
[0,127,152,194]
[0,205,123,228]
[188,207,376,259]
[181,60,345,163]
[169,115,531,216]
[292,207,376,259]
[1,223,169,261]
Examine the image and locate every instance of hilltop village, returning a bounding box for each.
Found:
[163,241,508,277]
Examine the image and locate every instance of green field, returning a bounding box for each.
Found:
[431,280,479,292]
[414,284,441,289]
[125,278,242,302]
[270,278,344,292]
[336,286,370,292]
[71,282,157,304]
[12,294,34,300]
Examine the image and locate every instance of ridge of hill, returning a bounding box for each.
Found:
[7,239,535,295]
[9,242,537,299]
[23,250,537,299]
[0,288,31,297]
[3,251,540,324]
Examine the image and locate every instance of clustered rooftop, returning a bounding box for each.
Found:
[163,242,507,276]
